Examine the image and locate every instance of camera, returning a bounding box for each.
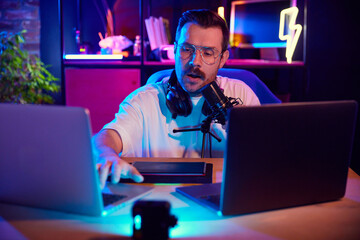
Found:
[132,200,178,240]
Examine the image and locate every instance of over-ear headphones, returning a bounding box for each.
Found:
[166,70,212,119]
[166,70,193,119]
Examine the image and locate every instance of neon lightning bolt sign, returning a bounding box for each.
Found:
[279,7,302,64]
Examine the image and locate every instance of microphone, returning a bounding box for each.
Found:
[200,81,240,125]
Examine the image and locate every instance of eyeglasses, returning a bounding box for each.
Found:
[175,42,223,65]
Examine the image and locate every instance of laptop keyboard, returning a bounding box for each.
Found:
[102,193,127,207]
[199,194,221,206]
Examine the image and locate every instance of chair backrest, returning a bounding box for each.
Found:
[146,68,281,104]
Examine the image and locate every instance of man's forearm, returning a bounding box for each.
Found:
[92,129,123,158]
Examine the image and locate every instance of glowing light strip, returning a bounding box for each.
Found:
[218,6,225,20]
[64,54,124,60]
[239,42,287,48]
[153,183,180,186]
[279,7,302,63]
[229,1,238,46]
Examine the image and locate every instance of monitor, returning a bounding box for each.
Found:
[229,0,293,48]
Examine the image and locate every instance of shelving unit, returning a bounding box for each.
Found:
[60,0,306,132]
[62,0,305,77]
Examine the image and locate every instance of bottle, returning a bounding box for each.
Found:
[75,29,81,53]
[133,35,141,56]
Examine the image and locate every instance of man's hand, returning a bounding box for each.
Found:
[96,152,143,189]
[92,129,143,189]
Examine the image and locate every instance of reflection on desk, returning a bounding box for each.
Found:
[1,158,360,240]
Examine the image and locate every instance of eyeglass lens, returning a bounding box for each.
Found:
[177,43,221,65]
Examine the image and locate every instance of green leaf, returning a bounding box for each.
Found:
[0,30,59,104]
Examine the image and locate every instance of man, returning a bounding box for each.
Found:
[92,9,260,188]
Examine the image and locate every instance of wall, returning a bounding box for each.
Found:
[305,0,360,174]
[40,0,62,104]
[0,0,40,57]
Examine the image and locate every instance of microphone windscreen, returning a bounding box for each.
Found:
[200,81,229,125]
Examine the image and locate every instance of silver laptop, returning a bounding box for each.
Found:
[176,100,358,216]
[0,103,152,217]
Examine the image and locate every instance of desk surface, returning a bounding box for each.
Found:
[1,158,360,240]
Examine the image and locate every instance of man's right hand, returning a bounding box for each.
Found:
[96,152,143,189]
[92,129,143,189]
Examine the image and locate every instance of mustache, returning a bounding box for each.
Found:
[186,68,205,79]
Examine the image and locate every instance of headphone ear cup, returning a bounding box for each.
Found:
[166,84,193,118]
[165,70,193,119]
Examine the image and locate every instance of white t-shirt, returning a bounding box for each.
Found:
[103,75,260,158]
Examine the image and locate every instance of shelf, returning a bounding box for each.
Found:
[63,59,141,67]
[63,58,304,68]
[225,59,304,68]
[58,0,307,105]
[144,61,174,66]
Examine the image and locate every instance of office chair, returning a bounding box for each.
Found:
[147,68,281,104]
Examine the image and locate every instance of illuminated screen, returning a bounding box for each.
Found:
[230,0,290,48]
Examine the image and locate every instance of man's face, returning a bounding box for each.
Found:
[175,22,229,97]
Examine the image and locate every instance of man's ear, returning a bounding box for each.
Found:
[219,49,229,69]
[173,43,177,55]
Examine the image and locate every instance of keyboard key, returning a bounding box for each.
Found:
[102,193,127,207]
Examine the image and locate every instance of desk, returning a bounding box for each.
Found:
[1,158,360,240]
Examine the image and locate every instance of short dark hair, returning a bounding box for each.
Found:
[175,9,229,52]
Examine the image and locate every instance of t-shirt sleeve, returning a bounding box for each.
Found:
[102,89,146,156]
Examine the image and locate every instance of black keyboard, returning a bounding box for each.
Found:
[102,193,127,207]
[199,194,221,207]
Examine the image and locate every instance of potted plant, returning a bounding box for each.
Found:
[0,30,59,104]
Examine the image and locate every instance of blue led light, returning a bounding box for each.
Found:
[251,42,287,48]
[134,214,142,230]
[101,210,109,217]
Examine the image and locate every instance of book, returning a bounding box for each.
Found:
[145,16,171,50]
[145,17,157,50]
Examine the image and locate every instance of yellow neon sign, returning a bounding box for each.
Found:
[279,7,302,64]
[218,6,225,20]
